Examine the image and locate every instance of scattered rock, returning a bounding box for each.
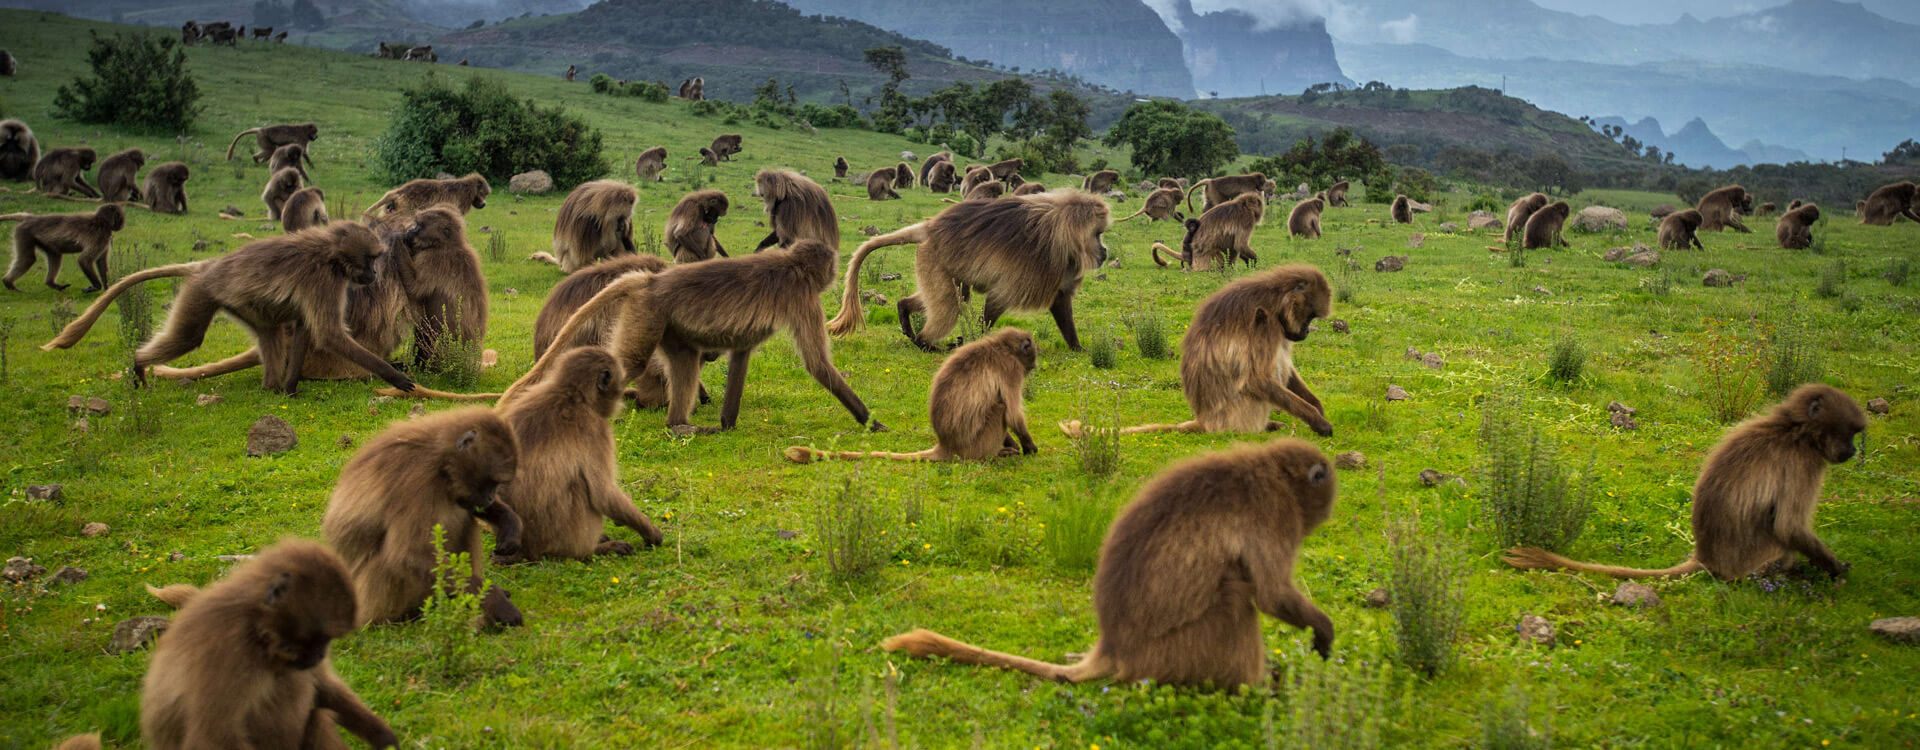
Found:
[167,551,186,562]
[1626,249,1661,267]
[81,522,110,538]
[109,616,170,653]
[1385,384,1409,402]
[1103,190,1126,200]
[1607,401,1636,415]
[1531,285,1552,296]
[1407,199,1433,213]
[1404,346,1422,361]
[1467,211,1502,231]
[1363,588,1390,609]
[195,393,224,407]
[860,225,880,237]
[1573,206,1628,232]
[775,529,800,541]
[1612,582,1661,608]
[1133,180,1155,192]
[1406,233,1425,248]
[859,290,888,305]
[25,484,62,501]
[1296,182,1311,195]
[1611,411,1639,430]
[1374,255,1407,272]
[1437,222,1459,233]
[1867,397,1890,415]
[899,150,915,161]
[4,557,45,582]
[1417,468,1465,488]
[192,240,209,253]
[70,418,90,433]
[337,434,355,450]
[504,287,519,299]
[1603,246,1631,262]
[1329,319,1349,334]
[222,205,244,217]
[1335,451,1366,469]
[408,402,428,419]
[1421,352,1444,370]
[49,566,88,585]
[880,273,902,282]
[507,170,555,195]
[1869,617,1920,644]
[1518,614,1556,646]
[1703,268,1733,287]
[246,415,297,457]
[85,398,111,416]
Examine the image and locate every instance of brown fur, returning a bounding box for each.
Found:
[1696,185,1753,233]
[0,50,14,77]
[664,189,730,263]
[563,64,576,81]
[635,146,667,181]
[260,167,303,221]
[52,734,100,750]
[142,162,190,214]
[1287,197,1324,239]
[1185,173,1274,214]
[1506,385,1865,580]
[139,540,397,750]
[958,165,992,198]
[1011,182,1046,196]
[1776,203,1821,249]
[95,148,145,203]
[750,169,839,253]
[224,123,318,164]
[866,167,902,201]
[693,147,719,167]
[833,156,849,179]
[367,173,490,216]
[884,438,1337,685]
[279,187,328,233]
[1083,170,1120,194]
[0,119,37,182]
[523,253,695,410]
[1857,181,1919,226]
[33,147,98,198]
[550,179,638,273]
[829,191,1110,351]
[985,158,1025,186]
[1521,200,1571,250]
[1325,180,1350,207]
[1502,192,1548,244]
[925,159,957,193]
[1149,241,1179,267]
[1114,187,1186,223]
[1787,199,1804,213]
[708,133,743,162]
[918,151,952,188]
[5,205,124,293]
[963,180,1005,201]
[1658,208,1705,250]
[1159,177,1187,190]
[1756,201,1776,216]
[267,143,311,183]
[893,161,915,189]
[786,328,1037,463]
[1389,194,1413,224]
[1175,193,1265,270]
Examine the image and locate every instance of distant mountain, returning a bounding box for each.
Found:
[393,0,589,28]
[1,0,435,34]
[1161,0,1348,98]
[1593,115,1806,168]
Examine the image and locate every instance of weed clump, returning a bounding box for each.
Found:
[1764,319,1822,397]
[1546,332,1584,383]
[1481,684,1553,750]
[1130,309,1169,360]
[1043,486,1111,572]
[420,524,488,681]
[1478,394,1593,552]
[815,476,887,582]
[1387,512,1467,677]
[1815,260,1846,298]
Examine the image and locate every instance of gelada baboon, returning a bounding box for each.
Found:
[1114,186,1186,223]
[958,164,992,197]
[1695,185,1753,233]
[367,173,490,217]
[866,167,901,201]
[677,78,692,98]
[1,49,15,77]
[919,151,952,186]
[1389,194,1413,224]
[142,162,190,214]
[884,438,1337,686]
[1658,208,1705,251]
[1011,182,1046,196]
[5,204,124,293]
[1857,181,1919,226]
[33,147,98,198]
[95,148,145,203]
[926,160,958,193]
[43,223,417,394]
[390,207,490,372]
[984,157,1025,186]
[893,161,914,190]
[1521,200,1571,250]
[1503,192,1549,244]
[750,169,839,252]
[830,190,1110,351]
[1185,172,1274,214]
[563,64,576,81]
[693,147,720,167]
[1507,384,1866,580]
[0,119,37,182]
[181,21,200,43]
[1083,169,1120,194]
[833,156,849,179]
[635,146,668,182]
[140,539,398,750]
[280,186,327,233]
[225,123,318,164]
[786,328,1038,463]
[548,179,637,273]
[1158,177,1187,190]
[324,407,524,627]
[260,167,303,221]
[1787,199,1805,213]
[1776,203,1821,250]
[963,179,1005,201]
[708,133,743,162]
[1325,180,1350,207]
[268,142,312,182]
[1063,265,1332,438]
[1287,197,1325,239]
[1158,192,1263,271]
[664,189,730,263]
[495,348,665,561]
[1756,201,1777,216]
[251,25,273,39]
[503,239,882,435]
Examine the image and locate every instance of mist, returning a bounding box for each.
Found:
[1140,0,1331,33]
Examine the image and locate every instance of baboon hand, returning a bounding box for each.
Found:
[482,587,523,628]
[1312,420,1333,437]
[868,418,888,433]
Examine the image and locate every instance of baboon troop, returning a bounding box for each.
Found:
[95,148,145,203]
[141,162,190,214]
[1287,197,1325,239]
[787,328,1038,463]
[1658,208,1705,250]
[664,189,730,263]
[33,146,98,197]
[0,119,37,181]
[373,42,437,62]
[1695,184,1753,233]
[549,180,638,273]
[225,123,319,164]
[1185,172,1274,214]
[1857,181,1918,226]
[1521,200,1571,249]
[280,186,327,232]
[984,157,1025,186]
[1502,192,1549,244]
[963,178,1005,201]
[1776,203,1821,249]
[5,204,125,293]
[367,172,490,216]
[1083,169,1120,194]
[1114,186,1185,223]
[635,146,668,181]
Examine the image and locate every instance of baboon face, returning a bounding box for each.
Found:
[96,204,125,231]
[259,567,358,669]
[301,124,319,142]
[74,148,96,170]
[1788,385,1867,463]
[330,224,386,285]
[1272,276,1331,342]
[403,207,463,251]
[466,175,491,209]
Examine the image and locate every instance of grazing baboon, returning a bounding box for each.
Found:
[984,158,1025,186]
[457,58,468,65]
[495,348,665,561]
[42,223,417,394]
[390,207,490,372]
[207,26,238,45]
[0,119,36,182]
[830,190,1110,351]
[1010,182,1046,196]
[958,165,993,198]
[1287,197,1324,239]
[5,204,125,293]
[1756,201,1777,216]
[404,45,436,63]
[547,180,638,273]
[1168,193,1264,271]
[564,64,576,81]
[678,78,692,98]
[963,179,1005,201]
[1521,200,1571,250]
[1064,265,1332,438]
[1696,185,1753,233]
[1658,208,1705,250]
[279,187,327,233]
[688,77,704,101]
[1084,169,1120,194]
[260,167,303,221]
[884,438,1337,685]
[501,239,883,435]
[1503,192,1549,244]
[140,540,398,750]
[324,407,524,627]
[268,142,312,183]
[1858,181,1919,226]
[1507,384,1866,581]
[750,169,839,252]
[1185,172,1274,213]
[693,147,720,167]
[926,160,958,193]
[225,123,318,164]
[833,156,849,179]
[1325,180,1350,207]
[95,148,145,203]
[893,161,914,190]
[142,162,190,215]
[251,26,273,39]
[367,173,490,216]
[33,147,99,198]
[1776,203,1820,249]
[1114,187,1185,223]
[708,133,743,162]
[866,167,902,201]
[786,328,1038,463]
[664,189,730,263]
[635,146,668,182]
[181,21,201,44]
[273,30,287,43]
[918,151,952,187]
[1389,194,1413,224]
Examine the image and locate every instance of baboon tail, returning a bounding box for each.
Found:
[782,446,941,463]
[42,263,199,350]
[1502,547,1704,579]
[826,223,926,336]
[145,583,200,608]
[54,733,103,750]
[1113,206,1149,223]
[1184,181,1205,214]
[151,348,263,380]
[881,629,1110,683]
[497,271,655,405]
[374,385,500,401]
[224,128,259,161]
[1150,242,1175,267]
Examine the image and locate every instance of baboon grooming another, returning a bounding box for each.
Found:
[1287,197,1325,239]
[1776,203,1821,249]
[0,119,37,182]
[33,147,98,198]
[833,156,849,179]
[548,180,638,272]
[829,190,1111,352]
[708,133,743,162]
[5,204,125,293]
[495,348,665,561]
[985,158,1025,186]
[1506,384,1866,580]
[324,407,524,627]
[749,169,839,253]
[1325,180,1350,207]
[225,123,318,164]
[1185,172,1274,214]
[1159,192,1263,270]
[1083,169,1120,194]
[963,180,1005,201]
[866,167,901,200]
[925,160,957,193]
[142,162,190,214]
[1658,208,1705,250]
[635,146,668,181]
[280,186,327,232]
[894,161,915,190]
[260,167,303,221]
[1114,187,1185,223]
[1521,200,1571,250]
[1858,181,1919,226]
[786,328,1038,463]
[366,173,490,216]
[664,189,730,263]
[1502,192,1548,244]
[958,165,992,198]
[919,151,952,187]
[1389,194,1413,224]
[883,438,1338,685]
[268,143,312,183]
[139,540,398,750]
[96,148,145,203]
[1695,185,1753,233]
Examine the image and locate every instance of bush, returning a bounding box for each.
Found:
[815,476,887,582]
[1043,486,1111,572]
[1387,513,1467,677]
[798,102,863,129]
[1478,395,1593,552]
[1086,331,1116,369]
[1103,100,1239,177]
[1284,642,1392,749]
[1466,192,1504,213]
[1362,169,1395,204]
[1887,258,1912,287]
[589,73,614,93]
[1130,309,1169,360]
[1815,260,1846,298]
[1396,166,1438,203]
[54,32,203,132]
[420,524,488,680]
[1546,332,1584,383]
[373,75,608,188]
[1698,318,1765,422]
[1481,684,1552,750]
[1764,320,1822,397]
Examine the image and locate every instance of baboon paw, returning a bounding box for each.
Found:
[1312,422,1334,437]
[998,446,1022,458]
[867,418,889,433]
[598,540,635,556]
[81,286,102,294]
[47,283,68,291]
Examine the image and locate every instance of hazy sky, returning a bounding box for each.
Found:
[1530,0,1919,26]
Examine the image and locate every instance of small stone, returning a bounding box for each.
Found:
[1335,451,1366,469]
[215,554,255,563]
[246,415,298,457]
[1406,233,1424,248]
[85,398,111,416]
[880,273,901,281]
[860,225,880,237]
[1467,211,1502,231]
[507,170,555,195]
[1866,398,1890,415]
[192,240,209,253]
[1703,268,1733,287]
[368,395,393,406]
[66,394,85,413]
[196,393,224,406]
[337,434,355,450]
[70,418,90,433]
[109,616,170,653]
[1518,614,1556,646]
[81,522,110,538]
[1385,384,1409,402]
[1374,255,1407,272]
[775,529,800,540]
[1612,581,1661,608]
[25,484,62,501]
[1649,204,1675,219]
[1421,352,1444,370]
[49,566,88,585]
[1416,468,1465,487]
[1103,190,1125,200]
[4,557,45,582]
[1437,222,1459,233]
[858,290,889,305]
[1106,259,1121,268]
[1404,346,1422,361]
[479,226,493,233]
[1531,285,1552,296]
[1603,246,1630,262]
[168,551,186,562]
[899,150,916,161]
[222,205,244,217]
[504,287,519,299]
[1626,249,1661,267]
[1363,588,1390,609]
[1607,401,1636,415]
[408,402,428,419]
[1329,319,1349,333]
[1869,617,1920,644]
[1611,411,1639,430]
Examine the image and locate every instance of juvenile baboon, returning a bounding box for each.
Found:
[564,64,577,81]
[1325,180,1350,207]
[268,142,312,183]
[32,147,99,198]
[750,169,839,253]
[549,180,638,273]
[830,190,1110,351]
[1857,181,1919,226]
[251,25,273,39]
[1507,384,1866,580]
[693,147,720,167]
[1776,203,1821,249]
[42,223,417,394]
[495,348,665,561]
[708,133,743,162]
[786,328,1038,463]
[372,41,395,58]
[5,204,125,293]
[1502,192,1549,244]
[1787,199,1805,213]
[260,167,303,221]
[918,151,952,187]
[984,157,1025,186]
[501,240,882,435]
[635,146,668,181]
[279,186,327,233]
[273,30,287,43]
[884,438,1337,685]
[1168,193,1264,270]
[689,77,704,100]
[367,173,490,216]
[1084,169,1120,194]
[833,156,849,179]
[1011,182,1046,196]
[0,119,36,182]
[893,161,914,190]
[457,58,468,65]
[225,123,318,164]
[1521,200,1571,250]
[664,189,730,263]
[95,148,145,203]
[1063,265,1332,438]
[1696,185,1753,233]
[963,179,1005,201]
[1658,208,1705,250]
[142,162,190,215]
[1287,197,1324,239]
[866,167,901,201]
[140,540,398,750]
[1389,194,1413,224]
[324,407,524,627]
[926,160,957,193]
[1185,172,1274,214]
[1114,187,1185,223]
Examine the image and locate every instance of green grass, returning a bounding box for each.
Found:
[4,10,1920,748]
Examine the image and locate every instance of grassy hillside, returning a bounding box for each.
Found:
[4,10,1920,748]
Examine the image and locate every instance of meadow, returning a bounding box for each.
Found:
[2,10,1918,748]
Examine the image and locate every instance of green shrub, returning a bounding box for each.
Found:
[1481,684,1552,750]
[815,476,887,582]
[1466,192,1504,213]
[1886,258,1912,287]
[1362,168,1396,204]
[589,73,614,93]
[1546,332,1584,382]
[54,32,203,132]
[798,102,863,129]
[1764,320,1822,397]
[1069,386,1123,479]
[1284,641,1392,749]
[1130,309,1169,360]
[1086,332,1116,369]
[1698,318,1766,422]
[1478,394,1593,552]
[1387,513,1467,677]
[420,524,488,681]
[1043,486,1111,572]
[1815,260,1846,298]
[417,301,483,388]
[1395,166,1438,203]
[373,75,608,187]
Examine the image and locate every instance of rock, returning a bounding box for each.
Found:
[1867,397,1890,415]
[49,566,88,585]
[1421,352,1444,370]
[195,393,224,407]
[1467,211,1502,231]
[1612,581,1661,608]
[84,398,110,416]
[1870,617,1920,644]
[70,418,89,433]
[1611,411,1640,430]
[1329,319,1349,334]
[1703,268,1733,287]
[1417,469,1465,488]
[337,434,355,450]
[1406,233,1425,248]
[4,557,45,582]
[859,290,889,305]
[1408,199,1433,213]
[192,240,210,253]
[25,484,62,501]
[109,616,170,653]
[1374,255,1407,272]
[1296,182,1311,196]
[1335,451,1366,469]
[408,402,428,419]
[82,522,110,538]
[1404,346,1422,361]
[1607,401,1636,415]
[1573,206,1628,232]
[168,551,186,562]
[1649,204,1675,220]
[1105,259,1121,268]
[65,395,86,414]
[1437,222,1459,233]
[1134,181,1155,192]
[1363,588,1390,609]
[1603,246,1631,262]
[215,554,255,562]
[775,529,800,540]
[880,273,901,281]
[1385,384,1409,402]
[246,415,297,457]
[860,225,880,237]
[507,170,554,195]
[504,287,519,299]
[1626,249,1661,267]
[1517,614,1556,646]
[222,205,244,217]
[899,151,915,161]
[1531,285,1552,297]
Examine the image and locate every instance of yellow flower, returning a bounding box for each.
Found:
[923,543,931,550]
[610,577,620,583]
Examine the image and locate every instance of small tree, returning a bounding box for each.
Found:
[54,32,203,133]
[1103,100,1239,178]
[372,75,608,187]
